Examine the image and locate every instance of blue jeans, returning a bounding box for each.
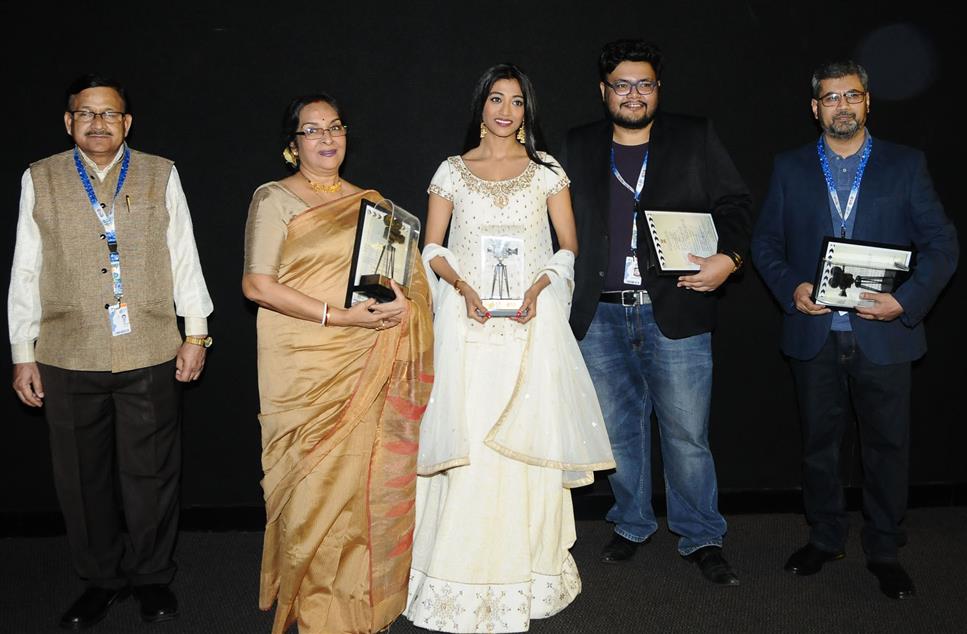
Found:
[578,301,726,555]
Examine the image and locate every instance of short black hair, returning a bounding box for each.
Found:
[811,60,869,98]
[598,39,663,82]
[281,94,342,171]
[65,74,128,112]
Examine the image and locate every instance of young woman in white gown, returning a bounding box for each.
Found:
[405,64,615,634]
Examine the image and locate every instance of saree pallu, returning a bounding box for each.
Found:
[257,190,433,633]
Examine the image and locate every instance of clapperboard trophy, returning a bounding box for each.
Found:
[346,198,421,306]
[642,210,718,275]
[811,237,913,309]
[480,235,525,317]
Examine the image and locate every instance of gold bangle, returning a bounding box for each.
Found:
[321,302,329,326]
[453,278,467,295]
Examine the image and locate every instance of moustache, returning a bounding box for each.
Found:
[85,131,113,137]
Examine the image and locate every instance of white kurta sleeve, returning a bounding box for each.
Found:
[165,165,214,336]
[8,169,43,364]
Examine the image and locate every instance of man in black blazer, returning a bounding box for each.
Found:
[751,61,957,599]
[560,39,751,585]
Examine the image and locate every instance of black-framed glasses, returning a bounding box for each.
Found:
[817,91,867,107]
[603,79,660,96]
[71,110,126,123]
[295,124,348,140]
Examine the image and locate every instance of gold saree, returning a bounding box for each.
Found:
[255,190,433,633]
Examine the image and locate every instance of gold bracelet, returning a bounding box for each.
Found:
[453,278,467,295]
[320,302,329,326]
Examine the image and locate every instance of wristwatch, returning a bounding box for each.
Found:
[185,335,213,348]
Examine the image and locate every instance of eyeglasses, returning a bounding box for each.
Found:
[817,91,867,107]
[71,110,126,123]
[603,79,660,96]
[295,124,348,140]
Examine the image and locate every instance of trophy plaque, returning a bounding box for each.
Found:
[346,198,421,307]
[480,236,525,317]
[812,237,913,310]
[641,210,718,275]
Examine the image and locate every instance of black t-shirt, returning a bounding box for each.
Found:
[605,142,649,291]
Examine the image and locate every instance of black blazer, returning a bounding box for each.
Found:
[751,137,958,364]
[560,114,752,340]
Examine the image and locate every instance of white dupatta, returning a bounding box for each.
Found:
[418,245,614,488]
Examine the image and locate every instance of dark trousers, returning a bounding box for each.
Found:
[789,331,911,562]
[39,360,182,588]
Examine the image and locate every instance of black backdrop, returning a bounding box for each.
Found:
[1,2,962,515]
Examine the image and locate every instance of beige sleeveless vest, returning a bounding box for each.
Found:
[29,148,183,372]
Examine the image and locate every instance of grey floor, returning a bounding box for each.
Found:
[2,508,965,633]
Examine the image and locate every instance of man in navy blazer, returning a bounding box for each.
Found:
[751,60,957,599]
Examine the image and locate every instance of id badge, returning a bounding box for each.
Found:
[108,303,132,336]
[624,255,642,285]
[109,252,123,297]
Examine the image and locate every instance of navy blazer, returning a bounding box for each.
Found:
[751,136,958,364]
[561,114,752,340]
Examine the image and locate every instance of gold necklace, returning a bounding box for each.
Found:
[302,172,342,193]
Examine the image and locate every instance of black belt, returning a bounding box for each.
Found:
[600,290,650,306]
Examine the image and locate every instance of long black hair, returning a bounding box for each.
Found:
[462,63,554,170]
[281,93,342,171]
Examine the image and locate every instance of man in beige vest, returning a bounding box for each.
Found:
[7,74,213,629]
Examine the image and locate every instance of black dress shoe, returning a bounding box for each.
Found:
[685,546,740,585]
[59,586,129,630]
[867,561,916,599]
[132,584,179,623]
[784,543,845,576]
[600,533,647,563]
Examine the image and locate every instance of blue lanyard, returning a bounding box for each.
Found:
[73,146,130,301]
[817,134,872,238]
[611,147,648,251]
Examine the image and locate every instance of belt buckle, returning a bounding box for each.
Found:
[621,291,637,306]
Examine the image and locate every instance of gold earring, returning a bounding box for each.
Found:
[480,122,488,138]
[517,124,526,144]
[282,147,298,167]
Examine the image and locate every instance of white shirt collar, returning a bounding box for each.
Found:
[76,144,126,182]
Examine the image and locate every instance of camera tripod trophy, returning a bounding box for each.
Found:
[346,198,421,307]
[480,236,525,317]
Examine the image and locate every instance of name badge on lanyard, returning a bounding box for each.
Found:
[73,146,133,336]
[109,303,131,335]
[611,147,648,285]
[817,135,872,316]
[817,134,872,239]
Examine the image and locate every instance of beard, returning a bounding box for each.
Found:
[605,100,655,130]
[824,112,864,140]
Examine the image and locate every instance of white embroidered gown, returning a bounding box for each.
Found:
[405,154,583,633]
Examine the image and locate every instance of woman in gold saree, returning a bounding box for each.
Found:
[242,94,433,633]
